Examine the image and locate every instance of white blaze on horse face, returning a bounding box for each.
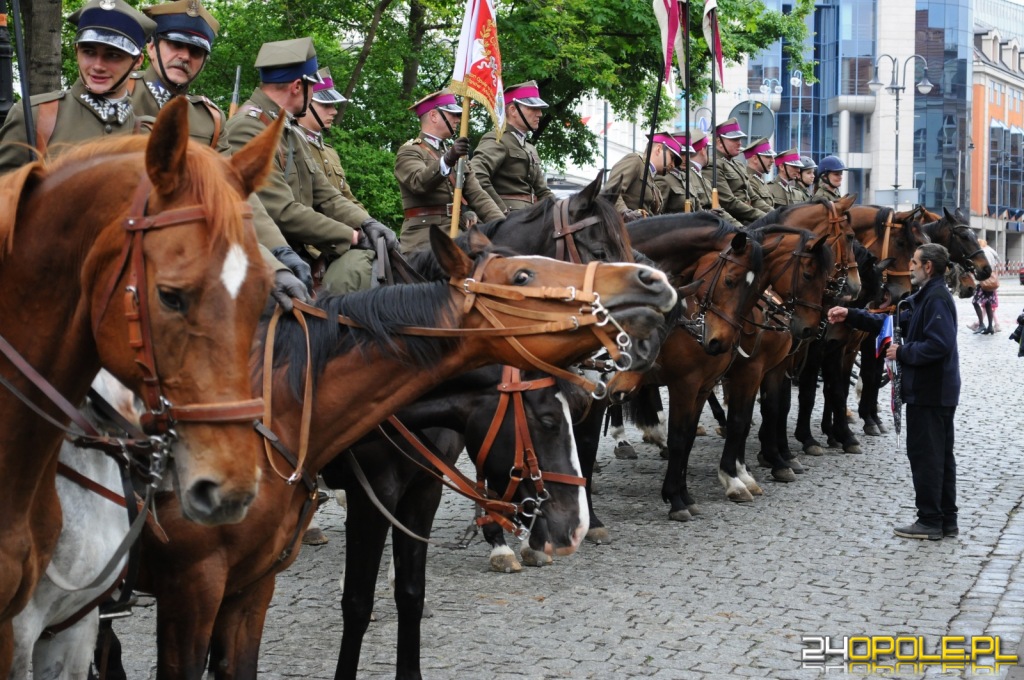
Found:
[556,392,589,548]
[746,271,755,286]
[220,244,248,299]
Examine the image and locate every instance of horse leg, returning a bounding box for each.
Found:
[718,373,767,499]
[636,384,667,449]
[661,387,705,520]
[154,575,225,680]
[480,521,521,573]
[606,403,636,460]
[757,366,799,479]
[391,479,445,680]
[335,483,392,680]
[706,392,727,436]
[574,401,611,544]
[32,613,100,680]
[794,339,825,455]
[858,339,886,434]
[829,343,862,453]
[207,576,276,679]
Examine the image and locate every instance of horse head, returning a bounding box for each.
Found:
[754,227,834,341]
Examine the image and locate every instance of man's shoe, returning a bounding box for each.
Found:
[894,522,942,541]
[943,525,959,538]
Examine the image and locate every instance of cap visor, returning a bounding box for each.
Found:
[313,88,347,103]
[302,71,325,84]
[76,29,140,57]
[161,31,212,54]
[514,97,548,108]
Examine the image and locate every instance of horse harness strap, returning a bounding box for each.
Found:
[35,100,59,156]
[552,197,602,264]
[857,211,911,280]
[56,462,126,507]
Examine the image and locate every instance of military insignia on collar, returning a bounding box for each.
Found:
[187,0,200,16]
[99,0,116,8]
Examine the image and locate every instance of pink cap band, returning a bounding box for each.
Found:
[717,120,742,135]
[743,141,773,158]
[313,76,335,93]
[774,152,801,166]
[684,136,709,152]
[504,86,541,104]
[652,133,681,156]
[413,93,458,117]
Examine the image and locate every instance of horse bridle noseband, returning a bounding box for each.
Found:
[682,245,748,346]
[856,209,912,283]
[752,233,826,332]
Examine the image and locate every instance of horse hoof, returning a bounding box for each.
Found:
[727,488,755,503]
[586,526,612,544]
[668,508,693,522]
[747,483,764,496]
[660,447,670,460]
[520,547,553,567]
[844,443,863,454]
[756,452,770,468]
[422,604,435,619]
[614,441,637,460]
[772,468,797,483]
[301,527,328,546]
[687,503,701,516]
[695,425,707,436]
[826,437,841,449]
[863,423,881,436]
[715,426,726,437]
[846,408,856,423]
[489,553,523,573]
[786,458,805,474]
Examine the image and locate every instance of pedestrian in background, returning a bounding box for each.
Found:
[969,238,1002,334]
[828,243,960,541]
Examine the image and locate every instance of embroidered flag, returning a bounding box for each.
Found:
[450,0,505,139]
[702,0,724,82]
[654,0,686,94]
[876,314,893,358]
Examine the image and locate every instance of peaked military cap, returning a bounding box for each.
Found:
[504,81,547,108]
[774,148,802,167]
[649,131,682,158]
[255,37,323,84]
[312,67,346,104]
[675,128,708,154]
[741,137,775,158]
[69,0,157,58]
[144,0,219,54]
[714,117,747,139]
[410,90,461,117]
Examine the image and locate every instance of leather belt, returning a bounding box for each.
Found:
[500,193,535,204]
[404,204,454,218]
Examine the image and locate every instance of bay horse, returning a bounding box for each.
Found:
[0,97,278,669]
[10,371,139,680]
[917,207,992,280]
[321,365,589,680]
[127,227,678,679]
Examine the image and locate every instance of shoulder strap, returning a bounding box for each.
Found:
[197,98,223,149]
[35,100,60,156]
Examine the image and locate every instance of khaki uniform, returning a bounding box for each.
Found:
[128,66,229,153]
[814,183,842,202]
[687,164,742,226]
[224,88,374,295]
[297,125,363,208]
[767,177,807,207]
[702,154,765,224]
[394,136,503,254]
[605,152,663,215]
[655,169,691,214]
[0,80,138,174]
[745,166,775,214]
[473,127,552,213]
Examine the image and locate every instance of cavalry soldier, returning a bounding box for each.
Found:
[814,155,847,202]
[394,90,504,254]
[224,38,396,296]
[0,0,156,173]
[473,80,554,213]
[604,131,678,221]
[294,67,363,206]
[655,133,695,214]
[132,0,226,151]
[702,117,765,224]
[798,156,817,196]
[768,147,808,207]
[675,129,742,226]
[739,137,776,214]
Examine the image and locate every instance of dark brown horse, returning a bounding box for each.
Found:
[0,98,278,670]
[129,228,677,679]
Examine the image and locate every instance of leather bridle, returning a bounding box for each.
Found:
[751,233,826,332]
[681,245,749,346]
[820,200,855,298]
[856,208,912,282]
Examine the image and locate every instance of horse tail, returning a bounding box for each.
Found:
[0,160,44,257]
[622,384,662,431]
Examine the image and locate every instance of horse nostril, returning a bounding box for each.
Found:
[636,337,653,361]
[186,479,222,517]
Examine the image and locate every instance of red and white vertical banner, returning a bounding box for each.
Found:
[703,0,724,82]
[449,0,505,139]
[654,0,686,95]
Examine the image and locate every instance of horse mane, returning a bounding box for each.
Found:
[628,211,738,244]
[746,197,834,231]
[749,225,835,275]
[269,280,460,397]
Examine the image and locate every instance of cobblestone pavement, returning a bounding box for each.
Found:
[113,285,1024,679]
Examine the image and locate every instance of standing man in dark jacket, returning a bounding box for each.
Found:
[828,243,960,541]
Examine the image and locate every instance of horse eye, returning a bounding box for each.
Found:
[725,278,736,288]
[539,415,560,429]
[512,270,533,286]
[803,271,813,281]
[157,288,188,314]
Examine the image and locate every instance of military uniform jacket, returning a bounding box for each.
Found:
[394,136,503,251]
[702,154,765,225]
[296,125,363,208]
[655,169,689,214]
[745,166,775,214]
[768,177,800,207]
[0,79,137,175]
[814,183,842,202]
[128,66,229,153]
[224,88,372,257]
[606,153,663,215]
[473,127,552,213]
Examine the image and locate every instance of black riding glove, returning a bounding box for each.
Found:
[360,219,399,251]
[270,269,311,313]
[271,246,314,294]
[443,137,471,166]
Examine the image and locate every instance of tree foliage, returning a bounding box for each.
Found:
[43,0,812,226]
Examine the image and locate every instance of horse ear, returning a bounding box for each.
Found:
[430,225,474,279]
[230,112,286,196]
[146,96,191,195]
[837,194,857,212]
[809,235,827,253]
[875,257,895,274]
[573,172,604,209]
[943,207,955,221]
[954,207,965,221]
[731,232,748,253]
[465,225,493,256]
[677,279,703,299]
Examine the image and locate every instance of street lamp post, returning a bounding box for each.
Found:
[868,54,933,209]
[759,78,783,141]
[790,70,804,150]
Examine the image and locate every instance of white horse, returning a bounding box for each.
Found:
[10,371,137,680]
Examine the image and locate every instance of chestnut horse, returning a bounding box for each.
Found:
[127,228,677,679]
[0,98,277,670]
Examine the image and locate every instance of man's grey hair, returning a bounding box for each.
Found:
[917,243,950,276]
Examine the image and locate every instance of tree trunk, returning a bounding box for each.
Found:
[336,0,394,124]
[21,0,62,94]
[400,0,425,102]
